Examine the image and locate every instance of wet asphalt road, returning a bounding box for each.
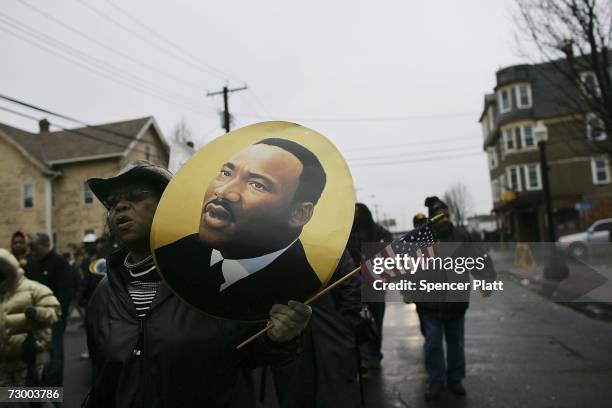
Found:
[60,279,612,408]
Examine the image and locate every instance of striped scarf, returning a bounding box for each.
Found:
[124,254,161,318]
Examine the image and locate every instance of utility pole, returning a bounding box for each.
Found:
[535,121,569,281]
[206,85,247,133]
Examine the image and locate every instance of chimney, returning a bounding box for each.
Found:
[39,118,50,133]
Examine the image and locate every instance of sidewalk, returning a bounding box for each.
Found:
[489,247,612,304]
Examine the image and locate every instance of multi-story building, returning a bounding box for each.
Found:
[480,58,612,241]
[0,116,169,253]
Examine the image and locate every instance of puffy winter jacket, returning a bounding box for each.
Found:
[0,249,61,373]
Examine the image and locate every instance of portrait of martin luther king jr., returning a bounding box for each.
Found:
[155,138,327,321]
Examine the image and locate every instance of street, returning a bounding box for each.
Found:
[59,278,612,408]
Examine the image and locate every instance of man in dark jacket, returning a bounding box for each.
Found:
[271,250,362,407]
[84,160,312,408]
[417,196,496,401]
[25,232,74,392]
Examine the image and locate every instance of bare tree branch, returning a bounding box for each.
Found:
[443,183,474,227]
[514,0,612,147]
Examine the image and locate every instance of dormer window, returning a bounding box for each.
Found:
[515,84,532,108]
[498,88,511,113]
[586,113,607,141]
[580,71,601,98]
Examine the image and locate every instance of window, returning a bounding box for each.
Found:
[591,156,610,184]
[84,182,94,204]
[498,88,511,113]
[491,179,500,202]
[499,174,507,192]
[487,108,495,131]
[593,222,612,232]
[503,128,516,152]
[481,118,489,139]
[515,84,532,108]
[586,114,607,141]
[487,148,498,169]
[521,124,535,148]
[145,145,151,161]
[23,184,34,208]
[506,166,522,192]
[580,71,601,97]
[523,164,541,190]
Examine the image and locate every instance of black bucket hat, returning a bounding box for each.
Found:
[87,160,172,208]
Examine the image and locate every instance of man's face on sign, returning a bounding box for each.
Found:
[199,143,314,258]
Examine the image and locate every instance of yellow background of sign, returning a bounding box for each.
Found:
[151,121,355,285]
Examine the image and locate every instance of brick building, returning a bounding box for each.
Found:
[479,58,612,241]
[0,116,169,253]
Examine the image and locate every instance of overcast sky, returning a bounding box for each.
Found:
[1,0,527,230]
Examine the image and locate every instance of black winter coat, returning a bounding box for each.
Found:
[415,224,496,319]
[272,251,362,408]
[24,250,73,324]
[84,248,298,408]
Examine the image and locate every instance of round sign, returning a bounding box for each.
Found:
[89,258,107,277]
[151,121,355,321]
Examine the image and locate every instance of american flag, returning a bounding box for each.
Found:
[361,222,439,283]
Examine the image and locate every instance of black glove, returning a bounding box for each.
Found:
[24,307,37,321]
[21,332,37,365]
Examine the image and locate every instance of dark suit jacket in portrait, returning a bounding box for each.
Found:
[154,234,323,321]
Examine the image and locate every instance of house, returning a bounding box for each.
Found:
[0,116,170,253]
[479,57,612,241]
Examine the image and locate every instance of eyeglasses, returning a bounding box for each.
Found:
[104,190,154,209]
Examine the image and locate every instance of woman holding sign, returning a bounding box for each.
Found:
[83,159,311,408]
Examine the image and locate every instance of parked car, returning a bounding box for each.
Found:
[557,218,612,258]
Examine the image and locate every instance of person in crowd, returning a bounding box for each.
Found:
[272,250,362,407]
[24,233,74,392]
[417,196,496,401]
[0,248,60,390]
[408,212,429,336]
[413,212,428,228]
[10,231,28,267]
[83,160,312,408]
[77,235,108,360]
[347,203,392,370]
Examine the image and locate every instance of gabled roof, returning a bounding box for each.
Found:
[0,116,169,170]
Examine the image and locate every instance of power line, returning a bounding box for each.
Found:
[246,88,273,119]
[17,0,215,99]
[349,151,485,168]
[105,0,240,83]
[0,25,215,118]
[343,136,483,154]
[0,93,162,149]
[78,0,236,84]
[0,13,213,115]
[0,105,166,161]
[233,111,479,122]
[346,144,482,162]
